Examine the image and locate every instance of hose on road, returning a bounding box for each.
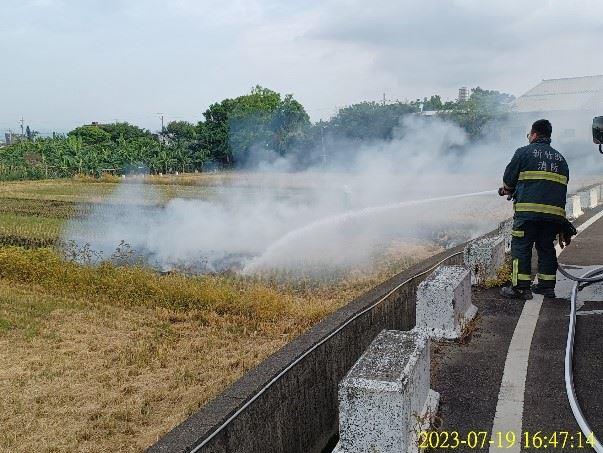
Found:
[561,264,603,452]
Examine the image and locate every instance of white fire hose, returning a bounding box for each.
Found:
[559,264,603,452]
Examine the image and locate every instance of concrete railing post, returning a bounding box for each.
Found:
[590,187,599,207]
[566,194,583,220]
[416,265,476,340]
[579,188,599,210]
[463,235,505,285]
[498,218,513,252]
[334,330,439,453]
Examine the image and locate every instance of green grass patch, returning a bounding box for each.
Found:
[0,179,120,202]
[0,197,81,219]
[0,316,11,331]
[0,213,63,247]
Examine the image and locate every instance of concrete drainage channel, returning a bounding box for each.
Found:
[150,183,603,453]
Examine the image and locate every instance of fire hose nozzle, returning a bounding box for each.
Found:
[498,187,515,200]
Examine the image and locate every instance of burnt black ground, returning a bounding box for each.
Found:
[432,206,603,452]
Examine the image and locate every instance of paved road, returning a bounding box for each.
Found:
[432,206,603,452]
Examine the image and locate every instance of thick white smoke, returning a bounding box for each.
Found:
[62,114,597,274]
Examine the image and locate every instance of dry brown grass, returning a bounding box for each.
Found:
[0,175,452,452]
[0,172,376,203]
[0,242,441,453]
[0,252,332,452]
[0,281,312,452]
[0,178,213,205]
[118,172,342,190]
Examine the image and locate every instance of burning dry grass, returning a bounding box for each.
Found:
[86,171,342,190]
[0,247,294,318]
[0,242,440,452]
[0,175,464,451]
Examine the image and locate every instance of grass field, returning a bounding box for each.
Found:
[0,178,213,204]
[0,174,324,249]
[0,176,443,452]
[0,247,338,451]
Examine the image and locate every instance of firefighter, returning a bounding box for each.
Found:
[498,119,569,300]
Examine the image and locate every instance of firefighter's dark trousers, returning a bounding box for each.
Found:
[511,219,559,289]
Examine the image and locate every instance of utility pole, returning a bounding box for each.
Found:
[382,93,386,106]
[320,125,327,166]
[156,113,165,133]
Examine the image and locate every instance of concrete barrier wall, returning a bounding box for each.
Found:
[149,246,466,453]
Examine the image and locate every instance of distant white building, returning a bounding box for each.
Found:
[458,87,470,102]
[504,75,603,162]
[513,75,603,114]
[512,75,603,138]
[3,132,18,145]
[509,75,603,141]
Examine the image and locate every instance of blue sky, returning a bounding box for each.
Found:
[1,0,602,133]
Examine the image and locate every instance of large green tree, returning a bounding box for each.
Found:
[441,87,515,139]
[166,121,197,143]
[197,98,236,165]
[196,86,310,166]
[68,125,111,146]
[228,86,310,164]
[324,101,418,141]
[99,122,152,142]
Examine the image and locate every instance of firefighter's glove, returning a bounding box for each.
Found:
[558,232,571,249]
[498,187,512,197]
[558,219,578,249]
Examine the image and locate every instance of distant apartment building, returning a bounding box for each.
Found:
[3,132,19,145]
[458,86,470,102]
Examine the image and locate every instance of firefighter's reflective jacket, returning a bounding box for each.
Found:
[503,137,569,223]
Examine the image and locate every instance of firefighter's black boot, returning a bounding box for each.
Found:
[531,284,556,298]
[500,285,533,300]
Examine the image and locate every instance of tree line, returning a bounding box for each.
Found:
[0,86,513,180]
